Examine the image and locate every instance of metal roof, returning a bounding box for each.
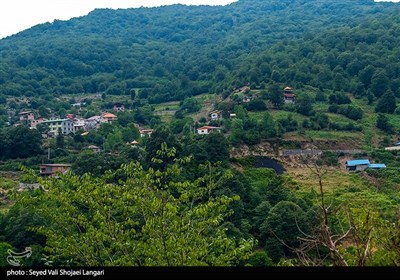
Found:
[368,163,386,169]
[41,119,70,123]
[346,159,370,166]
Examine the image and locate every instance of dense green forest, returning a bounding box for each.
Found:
[1,0,400,267]
[1,0,400,102]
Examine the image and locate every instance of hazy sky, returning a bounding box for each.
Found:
[0,0,237,39]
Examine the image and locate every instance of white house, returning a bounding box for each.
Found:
[41,119,75,136]
[210,111,221,120]
[197,126,221,135]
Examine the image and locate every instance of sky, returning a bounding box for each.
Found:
[0,0,237,39]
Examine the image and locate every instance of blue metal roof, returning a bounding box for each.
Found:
[368,163,386,169]
[346,159,370,166]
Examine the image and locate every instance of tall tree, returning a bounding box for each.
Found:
[376,114,395,134]
[56,128,64,149]
[296,94,314,116]
[370,69,389,98]
[1,126,43,159]
[268,84,284,109]
[375,90,397,114]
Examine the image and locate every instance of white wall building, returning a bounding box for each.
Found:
[41,119,75,136]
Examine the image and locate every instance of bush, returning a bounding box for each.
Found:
[246,98,267,111]
[247,251,273,266]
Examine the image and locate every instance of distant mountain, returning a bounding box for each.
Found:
[0,0,399,102]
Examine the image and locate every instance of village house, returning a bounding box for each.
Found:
[345,159,386,172]
[233,85,250,94]
[140,129,154,137]
[71,102,86,108]
[19,111,35,122]
[41,118,75,136]
[87,145,101,153]
[30,117,47,129]
[243,96,252,103]
[345,159,370,172]
[85,115,101,130]
[197,126,222,135]
[114,103,125,112]
[39,164,72,177]
[210,111,221,120]
[73,118,86,132]
[384,142,400,151]
[283,86,296,104]
[101,112,118,123]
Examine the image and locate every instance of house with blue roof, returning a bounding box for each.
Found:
[346,159,387,172]
[346,159,370,172]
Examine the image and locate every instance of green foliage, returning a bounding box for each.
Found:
[376,114,395,134]
[375,90,397,114]
[55,129,64,149]
[0,202,46,250]
[1,0,399,105]
[0,242,14,266]
[180,97,201,114]
[245,98,267,112]
[0,126,43,160]
[203,132,230,164]
[268,84,284,109]
[317,151,339,166]
[295,94,314,116]
[22,147,253,266]
[246,251,273,267]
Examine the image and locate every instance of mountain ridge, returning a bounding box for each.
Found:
[0,0,399,102]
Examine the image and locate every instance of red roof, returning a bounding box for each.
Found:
[198,126,221,130]
[19,111,32,115]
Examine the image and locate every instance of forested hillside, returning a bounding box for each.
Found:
[1,0,400,102]
[1,0,400,268]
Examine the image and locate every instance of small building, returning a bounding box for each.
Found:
[385,146,400,151]
[128,140,139,146]
[101,112,118,123]
[87,145,101,153]
[41,119,75,136]
[73,118,85,132]
[283,86,296,104]
[19,111,35,122]
[71,102,86,109]
[243,96,252,103]
[345,159,370,172]
[140,129,154,137]
[229,113,237,118]
[368,163,386,170]
[114,103,125,112]
[210,111,221,120]
[30,117,47,129]
[85,115,101,130]
[39,164,72,177]
[197,126,222,135]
